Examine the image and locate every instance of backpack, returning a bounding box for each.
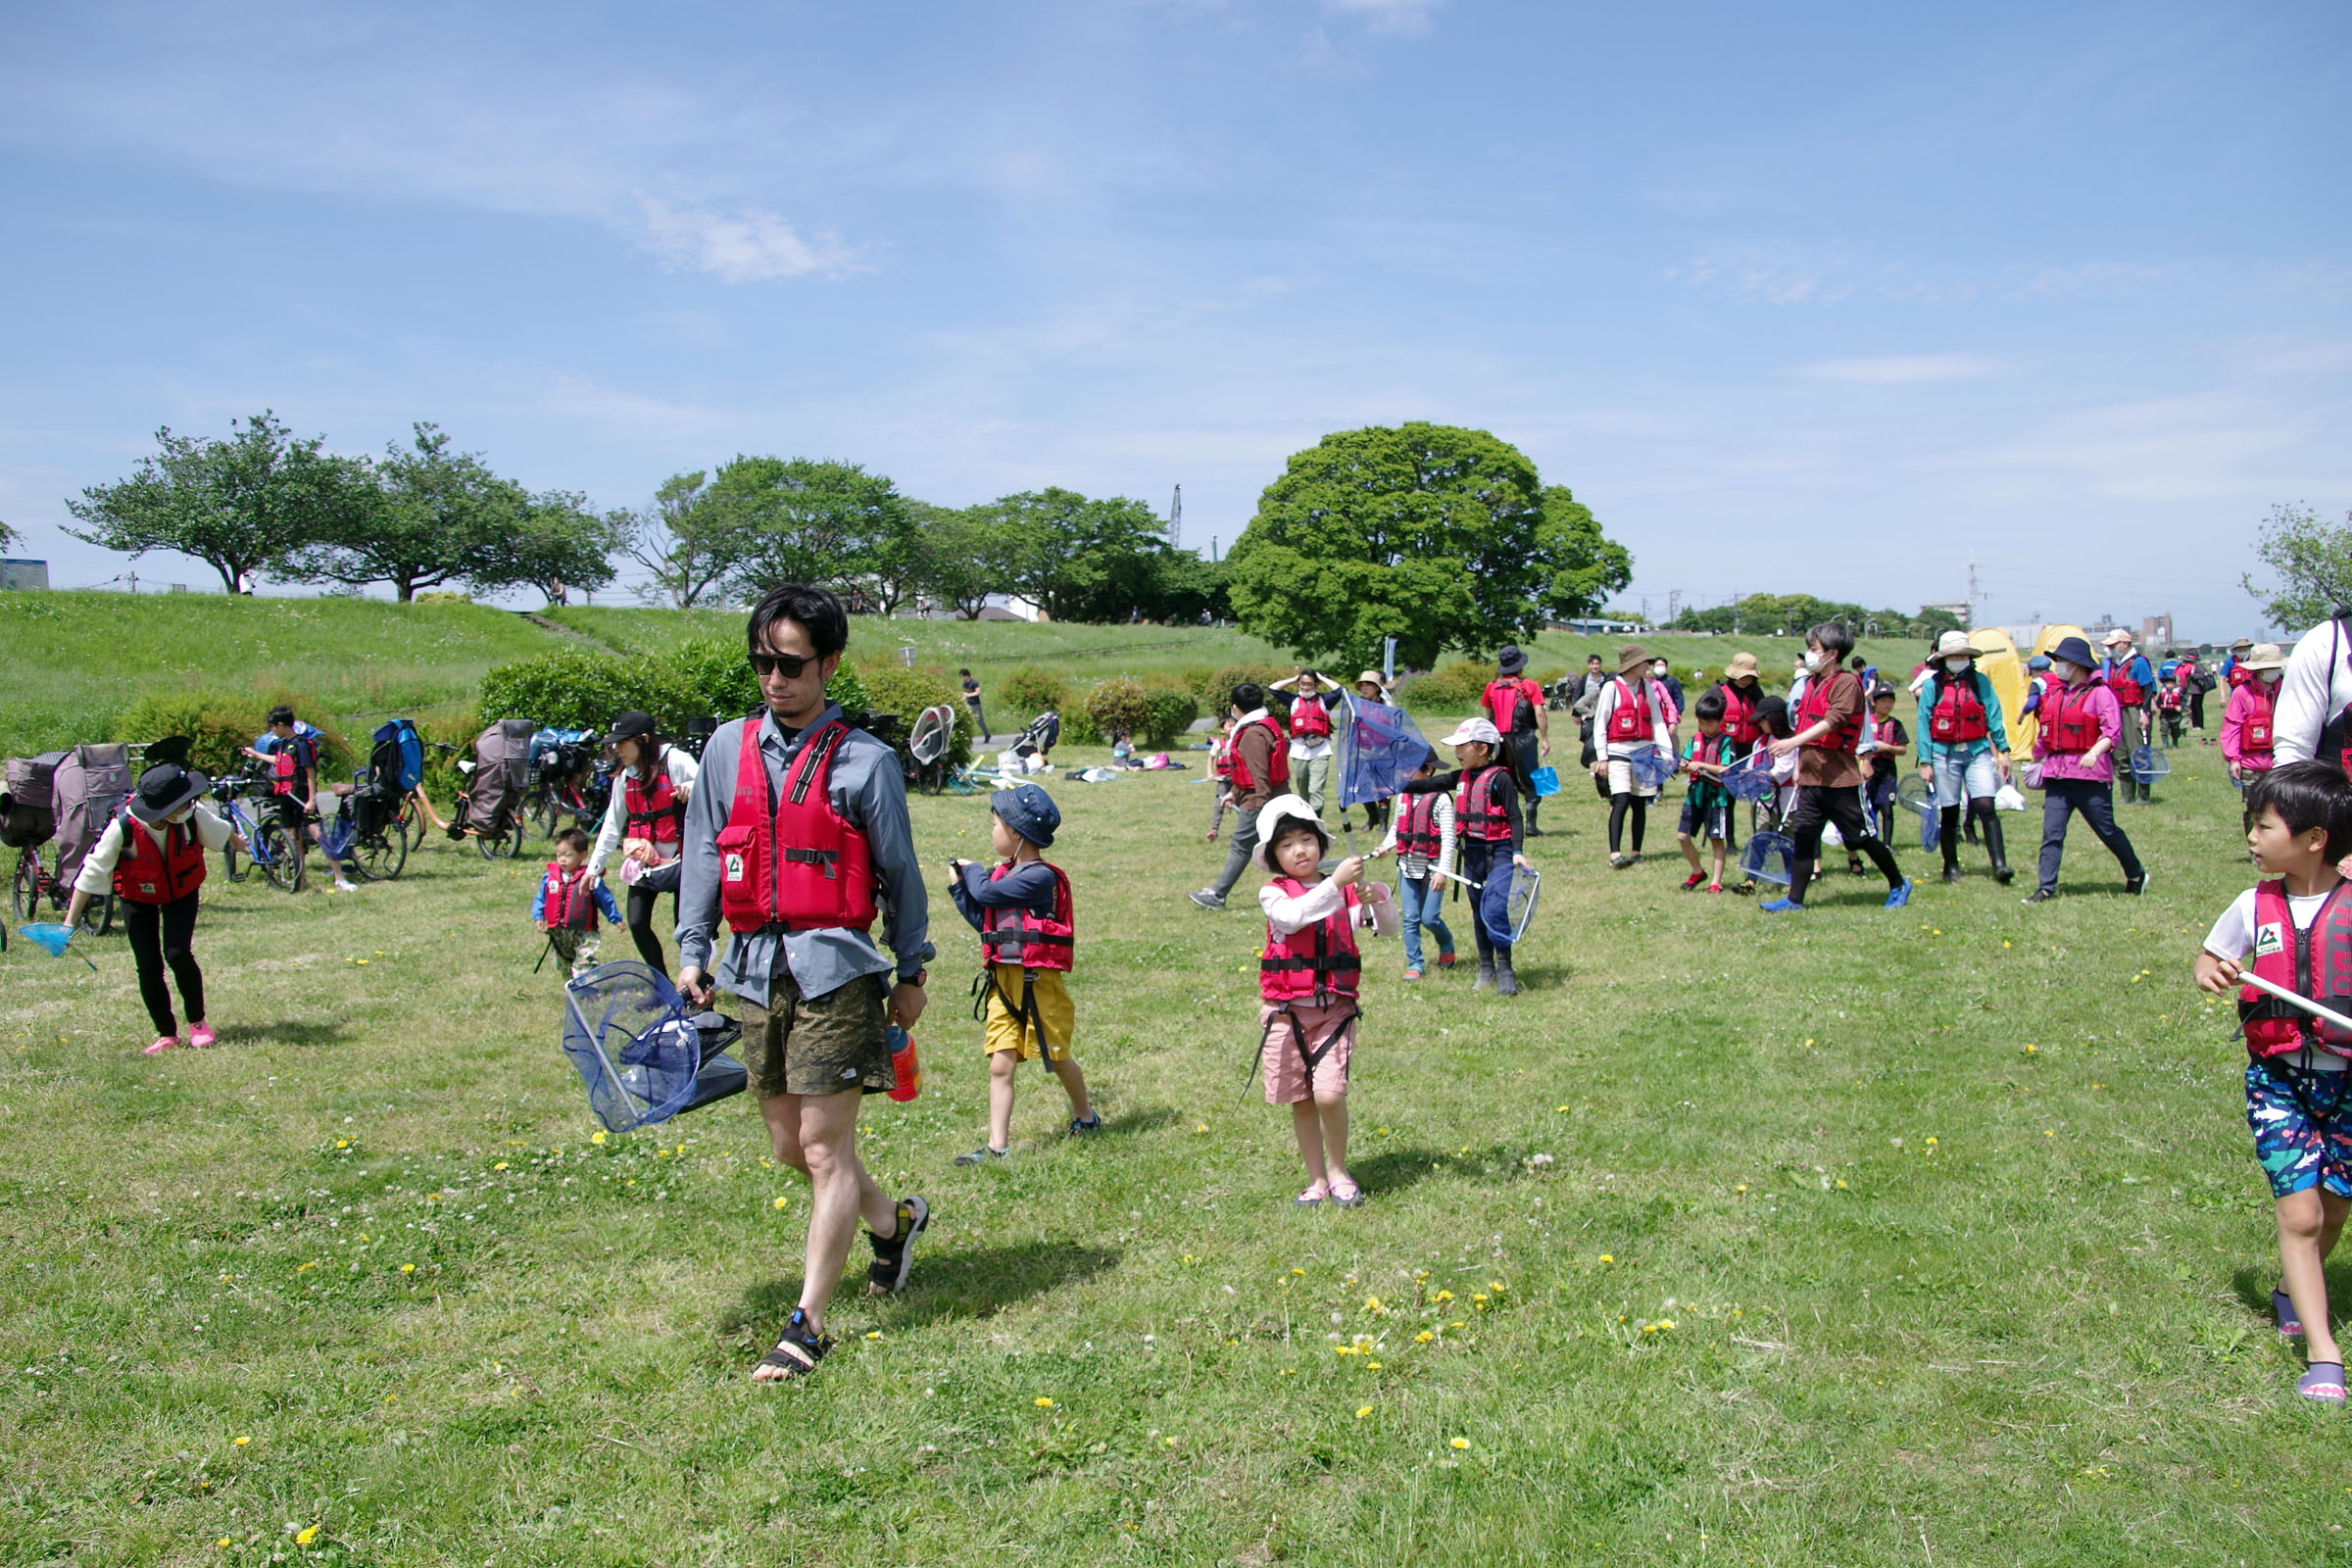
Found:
[1,751,66,849]
[371,719,424,792]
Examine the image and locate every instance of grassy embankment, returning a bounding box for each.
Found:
[1,699,2338,1566]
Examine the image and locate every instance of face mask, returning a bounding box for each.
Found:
[1809,649,1835,672]
[1651,663,1667,677]
[1944,659,1970,674]
[2261,669,2281,686]
[2053,662,2082,681]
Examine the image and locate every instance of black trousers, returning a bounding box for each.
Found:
[122,893,204,1036]
[625,859,681,975]
[1786,784,1901,905]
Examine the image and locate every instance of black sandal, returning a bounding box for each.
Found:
[752,1307,833,1381]
[865,1196,931,1295]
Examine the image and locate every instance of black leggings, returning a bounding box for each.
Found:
[1608,792,1647,854]
[625,884,674,975]
[122,893,204,1036]
[1786,784,1901,906]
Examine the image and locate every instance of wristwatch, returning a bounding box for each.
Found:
[898,968,927,988]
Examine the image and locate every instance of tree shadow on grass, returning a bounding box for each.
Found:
[1348,1143,1520,1199]
[211,1019,352,1049]
[723,1241,1122,1339]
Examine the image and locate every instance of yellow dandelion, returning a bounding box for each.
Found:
[1658,1319,1675,1331]
[1433,1289,1453,1302]
[1489,1281,1505,1292]
[295,1527,318,1545]
[1804,1038,1815,1047]
[1598,1254,1614,1264]
[217,1540,233,1549]
[2045,1130,2056,1137]
[335,1138,350,1150]
[493,1161,508,1171]
[399,1262,416,1274]
[1925,1136,1937,1146]
[772,1197,789,1209]
[1735,1183,1748,1193]
[1450,1437,1470,1449]
[865,1331,883,1341]
[2025,1045,2038,1054]
[1035,1396,1055,1407]
[1196,1122,1208,1133]
[1367,1361,1381,1369]
[1355,1405,1371,1418]
[233,1436,251,1446]
[1835,1179,1848,1190]
[1415,1330,1434,1343]
[384,1394,397,1403]
[590,1129,609,1145]
[1555,1103,1570,1112]
[1291,1267,1305,1275]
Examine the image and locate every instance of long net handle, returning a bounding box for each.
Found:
[2240,970,2352,1038]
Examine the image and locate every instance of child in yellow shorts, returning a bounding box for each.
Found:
[947,783,1101,1163]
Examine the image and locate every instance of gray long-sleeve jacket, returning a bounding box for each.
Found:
[676,705,934,1006]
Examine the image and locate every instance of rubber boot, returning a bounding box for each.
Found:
[1494,952,1520,996]
[1984,810,2014,884]
[1526,797,1544,837]
[1939,807,1963,883]
[1474,962,1495,992]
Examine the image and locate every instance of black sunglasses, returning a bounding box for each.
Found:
[749,651,820,679]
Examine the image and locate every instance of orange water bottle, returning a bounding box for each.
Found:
[887,1026,920,1102]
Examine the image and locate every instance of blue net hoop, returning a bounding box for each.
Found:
[562,961,710,1134]
[1624,745,1675,792]
[1722,754,1775,802]
[1740,831,1795,887]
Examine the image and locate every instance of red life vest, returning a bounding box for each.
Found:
[1259,877,1362,1004]
[623,758,684,846]
[1605,678,1653,743]
[1395,790,1444,860]
[2228,663,2252,689]
[270,744,300,798]
[2041,681,2105,755]
[1225,715,1291,795]
[978,859,1074,972]
[2241,681,2278,760]
[1288,691,1333,740]
[715,719,877,936]
[1928,672,1990,744]
[1718,681,1762,745]
[2103,657,2145,707]
[1690,731,1732,771]
[1795,673,1865,754]
[1483,678,1539,736]
[2239,879,2352,1056]
[1457,764,1513,842]
[113,813,206,906]
[541,861,598,931]
[2156,684,2182,711]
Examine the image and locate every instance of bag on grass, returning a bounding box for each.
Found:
[1,750,66,848]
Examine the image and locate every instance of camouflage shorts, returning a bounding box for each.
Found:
[739,969,892,1099]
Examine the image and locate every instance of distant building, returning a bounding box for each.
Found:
[0,559,49,591]
[1553,616,1643,635]
[2140,613,2174,649]
[1922,600,1971,627]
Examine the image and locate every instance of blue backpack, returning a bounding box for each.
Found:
[371,719,424,792]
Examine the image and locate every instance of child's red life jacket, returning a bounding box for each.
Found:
[716,720,877,935]
[1605,678,1654,743]
[2227,662,2250,688]
[1690,731,1731,772]
[1210,737,1236,781]
[1288,691,1333,740]
[113,813,206,906]
[2102,657,2145,707]
[2156,684,2182,711]
[1717,681,1762,745]
[1225,715,1290,795]
[1795,673,1865,754]
[1259,877,1362,1004]
[623,760,684,847]
[1395,790,1444,860]
[270,744,300,798]
[978,859,1074,972]
[1457,764,1513,842]
[2040,681,2105,756]
[542,861,598,931]
[2239,879,2352,1057]
[1928,672,1990,745]
[2241,681,2278,760]
[1483,677,1539,736]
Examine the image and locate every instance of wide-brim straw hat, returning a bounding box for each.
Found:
[2241,642,2287,672]
[1934,630,1981,660]
[1616,642,1651,676]
[1723,651,1761,679]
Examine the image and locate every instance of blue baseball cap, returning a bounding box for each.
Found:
[990,783,1060,848]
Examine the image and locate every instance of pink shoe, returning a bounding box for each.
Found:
[189,1021,218,1050]
[143,1035,177,1056]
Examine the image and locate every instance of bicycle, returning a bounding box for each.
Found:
[527,765,607,841]
[445,792,528,860]
[11,841,114,934]
[212,772,306,894]
[334,777,409,882]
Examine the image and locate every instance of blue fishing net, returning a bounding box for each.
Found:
[1722,754,1776,802]
[1624,745,1676,791]
[561,961,709,1133]
[2130,746,2170,785]
[1740,831,1795,887]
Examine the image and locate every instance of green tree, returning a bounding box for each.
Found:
[2245,503,2352,629]
[65,411,358,594]
[626,470,745,610]
[277,423,530,602]
[1227,422,1630,670]
[909,502,999,618]
[476,491,625,606]
[974,486,1216,623]
[712,457,908,605]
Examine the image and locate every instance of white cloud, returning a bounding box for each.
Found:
[1323,0,1444,34]
[1797,353,2008,384]
[1672,253,1851,307]
[635,197,863,284]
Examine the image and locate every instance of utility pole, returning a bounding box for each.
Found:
[1967,554,1980,628]
[1168,484,1182,547]
[1667,588,1682,625]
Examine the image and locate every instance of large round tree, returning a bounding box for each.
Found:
[1226,421,1630,672]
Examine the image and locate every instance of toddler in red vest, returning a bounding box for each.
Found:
[1252,794,1393,1206]
[2194,761,2352,1402]
[535,828,621,975]
[947,783,1100,1163]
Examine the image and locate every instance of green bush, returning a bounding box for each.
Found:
[1141,685,1200,749]
[1084,676,1153,746]
[110,689,352,781]
[999,665,1068,722]
[477,650,700,733]
[1060,708,1102,747]
[667,636,762,721]
[1198,662,1293,714]
[855,662,973,772]
[1397,661,1493,712]
[416,707,480,805]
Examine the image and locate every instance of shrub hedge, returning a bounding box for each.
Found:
[998,666,1068,723]
[109,690,354,782]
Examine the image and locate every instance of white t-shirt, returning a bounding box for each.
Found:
[2275,616,2352,767]
[2205,883,2350,1067]
[587,745,701,877]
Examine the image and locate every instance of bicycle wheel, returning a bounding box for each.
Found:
[12,848,37,922]
[354,824,408,882]
[221,815,249,882]
[256,820,306,894]
[532,791,561,841]
[392,794,419,851]
[77,891,115,937]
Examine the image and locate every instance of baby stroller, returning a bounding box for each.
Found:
[39,744,133,933]
[906,704,956,795]
[561,961,748,1134]
[333,724,417,881]
[450,718,533,859]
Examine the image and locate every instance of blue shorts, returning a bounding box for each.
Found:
[1678,799,1729,842]
[2246,1056,2352,1198]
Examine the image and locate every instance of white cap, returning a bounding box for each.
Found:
[1254,793,1328,871]
[1439,716,1502,748]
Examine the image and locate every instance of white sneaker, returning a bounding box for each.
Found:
[332,878,361,893]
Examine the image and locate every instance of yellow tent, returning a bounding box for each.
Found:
[2010,624,2084,755]
[1969,628,2027,738]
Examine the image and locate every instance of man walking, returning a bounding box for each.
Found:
[677,583,936,1381]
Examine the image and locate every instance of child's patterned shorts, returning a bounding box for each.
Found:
[2246,1057,2352,1199]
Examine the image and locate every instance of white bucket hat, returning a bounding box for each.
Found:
[1934,630,1981,660]
[1254,793,1330,871]
[1439,716,1503,749]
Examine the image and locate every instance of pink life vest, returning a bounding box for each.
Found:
[2239,879,2352,1057]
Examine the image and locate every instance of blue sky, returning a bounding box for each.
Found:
[2,0,2345,638]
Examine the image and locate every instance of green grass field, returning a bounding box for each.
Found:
[4,711,2344,1567]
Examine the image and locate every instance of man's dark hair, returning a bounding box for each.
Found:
[747,584,849,660]
[1586,653,1603,664]
[1808,622,1855,661]
[2248,762,2352,860]
[554,826,593,855]
[268,705,296,727]
[1693,691,1726,723]
[1231,682,1263,713]
[1850,655,1869,672]
[958,666,971,676]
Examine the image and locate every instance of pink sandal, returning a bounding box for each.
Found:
[189,1021,218,1050]
[1295,1182,1330,1206]
[1328,1179,1364,1208]
[143,1035,177,1056]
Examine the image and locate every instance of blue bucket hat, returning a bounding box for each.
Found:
[990,783,1060,848]
[2050,636,2096,672]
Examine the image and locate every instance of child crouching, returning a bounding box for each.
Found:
[1252,794,1393,1206]
[536,827,621,975]
[948,783,1100,1163]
